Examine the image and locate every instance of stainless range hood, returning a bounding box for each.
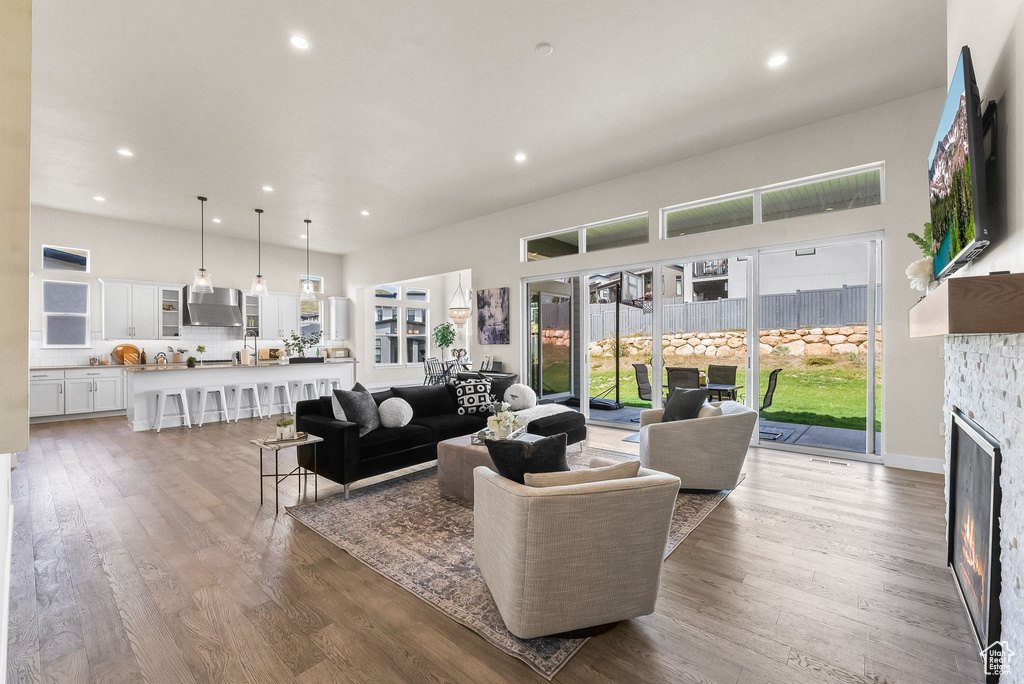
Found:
[182,286,244,327]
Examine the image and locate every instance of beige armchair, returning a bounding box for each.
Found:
[639,401,757,490]
[473,460,680,639]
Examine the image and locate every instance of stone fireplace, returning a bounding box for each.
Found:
[945,333,1024,664]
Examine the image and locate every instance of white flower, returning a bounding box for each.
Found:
[906,257,934,292]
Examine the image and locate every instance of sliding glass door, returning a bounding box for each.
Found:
[526,278,581,404]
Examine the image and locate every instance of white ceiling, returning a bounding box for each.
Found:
[30,0,945,255]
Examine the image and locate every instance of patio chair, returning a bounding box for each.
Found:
[706,364,737,401]
[632,363,653,402]
[423,358,446,385]
[758,368,783,440]
[666,367,700,394]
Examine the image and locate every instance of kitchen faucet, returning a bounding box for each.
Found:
[244,329,259,365]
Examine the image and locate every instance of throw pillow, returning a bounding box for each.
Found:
[330,393,347,421]
[485,433,569,485]
[378,397,413,428]
[698,403,724,418]
[455,378,492,415]
[503,382,536,411]
[524,459,640,487]
[392,384,454,418]
[333,386,380,436]
[662,388,708,422]
[487,374,519,404]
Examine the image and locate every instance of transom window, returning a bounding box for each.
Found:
[523,213,649,262]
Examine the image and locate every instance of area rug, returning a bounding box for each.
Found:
[288,446,740,679]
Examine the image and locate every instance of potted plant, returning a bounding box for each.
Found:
[432,322,457,360]
[284,330,324,363]
[186,356,197,368]
[196,345,206,365]
[906,222,935,293]
[487,401,519,439]
[276,417,296,440]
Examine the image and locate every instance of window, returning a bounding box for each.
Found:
[406,307,428,364]
[42,280,90,347]
[525,231,579,262]
[693,259,729,279]
[406,288,428,301]
[42,245,90,273]
[663,164,884,239]
[375,285,400,299]
[375,305,399,364]
[665,196,754,238]
[585,215,649,252]
[761,168,881,222]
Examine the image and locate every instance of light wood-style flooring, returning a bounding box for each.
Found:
[7,416,984,683]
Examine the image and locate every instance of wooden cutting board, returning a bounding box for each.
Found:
[113,343,140,365]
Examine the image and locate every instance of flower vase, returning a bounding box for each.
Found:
[495,425,510,440]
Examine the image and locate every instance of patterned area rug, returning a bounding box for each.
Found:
[288,446,740,679]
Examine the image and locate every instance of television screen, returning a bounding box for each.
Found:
[928,46,989,279]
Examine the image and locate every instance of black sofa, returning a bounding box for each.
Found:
[296,383,586,497]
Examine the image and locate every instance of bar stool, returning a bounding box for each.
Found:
[297,379,320,401]
[154,388,192,432]
[230,383,264,422]
[319,377,343,396]
[193,386,229,427]
[262,381,293,416]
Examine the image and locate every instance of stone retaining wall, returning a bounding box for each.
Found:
[582,326,883,358]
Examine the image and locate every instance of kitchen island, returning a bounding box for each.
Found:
[125,359,356,431]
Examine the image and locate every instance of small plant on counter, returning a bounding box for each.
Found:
[186,356,197,368]
[195,345,206,365]
[284,330,323,358]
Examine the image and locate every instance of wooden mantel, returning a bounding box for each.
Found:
[909,272,1024,337]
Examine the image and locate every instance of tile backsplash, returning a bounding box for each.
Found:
[29,328,316,367]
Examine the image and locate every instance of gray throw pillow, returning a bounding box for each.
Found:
[484,433,569,484]
[662,388,707,422]
[333,385,380,436]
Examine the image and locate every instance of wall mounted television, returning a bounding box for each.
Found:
[928,46,991,279]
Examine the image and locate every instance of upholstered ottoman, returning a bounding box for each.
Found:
[437,434,544,503]
[523,408,587,446]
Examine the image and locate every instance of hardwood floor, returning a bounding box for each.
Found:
[7,416,984,684]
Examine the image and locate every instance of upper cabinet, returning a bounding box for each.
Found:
[329,297,350,341]
[159,286,183,339]
[101,280,174,340]
[258,293,299,340]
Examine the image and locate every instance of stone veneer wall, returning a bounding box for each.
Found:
[944,334,1024,657]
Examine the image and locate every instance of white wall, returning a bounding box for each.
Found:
[341,90,948,466]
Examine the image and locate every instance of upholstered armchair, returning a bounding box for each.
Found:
[638,400,757,490]
[473,460,680,639]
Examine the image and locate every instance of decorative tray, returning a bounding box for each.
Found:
[470,426,526,445]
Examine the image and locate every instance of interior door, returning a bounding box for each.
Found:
[131,283,159,339]
[102,281,131,339]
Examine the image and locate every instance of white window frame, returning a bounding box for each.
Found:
[521,211,649,263]
[371,284,433,368]
[404,305,430,368]
[41,279,91,348]
[660,161,885,240]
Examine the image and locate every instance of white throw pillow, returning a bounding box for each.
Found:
[378,397,413,428]
[331,393,347,421]
[698,403,724,418]
[504,383,537,411]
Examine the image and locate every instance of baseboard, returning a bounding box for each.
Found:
[883,452,945,473]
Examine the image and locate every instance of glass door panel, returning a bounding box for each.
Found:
[527,278,581,405]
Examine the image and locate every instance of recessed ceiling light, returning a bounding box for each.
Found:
[535,43,554,56]
[262,185,273,192]
[212,218,222,223]
[767,53,789,68]
[93,195,105,202]
[117,148,133,157]
[300,234,306,239]
[360,210,370,216]
[514,152,527,163]
[291,35,310,50]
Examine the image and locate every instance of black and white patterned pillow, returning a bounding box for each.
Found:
[455,378,492,415]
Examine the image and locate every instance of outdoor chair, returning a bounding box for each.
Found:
[666,367,700,394]
[633,363,653,402]
[758,368,783,440]
[706,364,738,401]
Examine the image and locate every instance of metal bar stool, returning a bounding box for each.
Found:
[318,377,343,396]
[231,383,264,422]
[194,386,229,427]
[154,388,192,432]
[262,381,294,416]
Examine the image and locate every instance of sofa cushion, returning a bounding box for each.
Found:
[488,374,520,404]
[410,413,487,442]
[455,378,492,415]
[524,459,640,487]
[371,388,394,406]
[333,386,381,436]
[698,403,723,418]
[485,433,569,485]
[391,384,455,418]
[663,388,707,422]
[357,424,434,460]
[503,382,535,410]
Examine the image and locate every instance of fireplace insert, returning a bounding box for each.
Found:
[947,407,1002,663]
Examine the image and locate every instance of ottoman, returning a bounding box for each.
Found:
[437,433,544,503]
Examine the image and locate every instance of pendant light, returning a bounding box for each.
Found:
[447,273,471,324]
[250,209,268,295]
[191,196,214,293]
[300,219,316,301]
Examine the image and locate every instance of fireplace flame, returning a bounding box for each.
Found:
[959,509,985,609]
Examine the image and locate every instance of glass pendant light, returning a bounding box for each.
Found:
[447,273,471,324]
[250,208,269,295]
[300,219,317,301]
[191,196,214,293]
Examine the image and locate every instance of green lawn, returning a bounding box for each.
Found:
[588,356,881,432]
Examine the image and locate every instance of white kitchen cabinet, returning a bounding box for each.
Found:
[63,378,95,415]
[28,380,64,417]
[329,297,350,341]
[92,375,124,411]
[102,280,166,340]
[259,294,299,339]
[159,286,183,339]
[278,295,300,339]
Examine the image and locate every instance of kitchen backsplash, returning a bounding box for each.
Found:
[28,328,321,367]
